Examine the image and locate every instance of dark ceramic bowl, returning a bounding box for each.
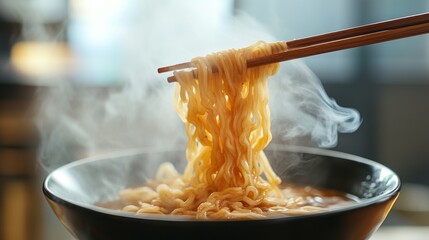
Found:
[43,145,400,240]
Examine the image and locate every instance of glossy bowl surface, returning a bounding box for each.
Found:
[43,145,400,240]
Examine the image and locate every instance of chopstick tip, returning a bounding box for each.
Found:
[158,67,169,74]
[167,76,177,83]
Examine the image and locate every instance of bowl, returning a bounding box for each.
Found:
[43,145,400,240]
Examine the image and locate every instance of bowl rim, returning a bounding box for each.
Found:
[43,144,401,222]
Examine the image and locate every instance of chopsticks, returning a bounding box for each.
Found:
[158,12,429,83]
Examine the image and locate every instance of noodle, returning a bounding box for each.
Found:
[115,41,353,219]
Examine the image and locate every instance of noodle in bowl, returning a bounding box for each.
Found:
[43,145,400,240]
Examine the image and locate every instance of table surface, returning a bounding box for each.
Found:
[371,226,429,240]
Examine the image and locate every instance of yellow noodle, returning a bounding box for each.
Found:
[118,41,352,219]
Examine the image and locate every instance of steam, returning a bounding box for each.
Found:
[269,61,361,147]
[33,0,360,172]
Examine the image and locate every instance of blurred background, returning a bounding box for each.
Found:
[0,0,428,239]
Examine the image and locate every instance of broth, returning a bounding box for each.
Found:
[97,183,357,218]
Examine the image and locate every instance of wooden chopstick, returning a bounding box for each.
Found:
[159,12,429,83]
[247,21,429,68]
[285,12,429,49]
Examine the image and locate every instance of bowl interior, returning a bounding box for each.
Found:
[44,145,400,216]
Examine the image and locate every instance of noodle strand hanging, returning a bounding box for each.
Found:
[118,41,353,219]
